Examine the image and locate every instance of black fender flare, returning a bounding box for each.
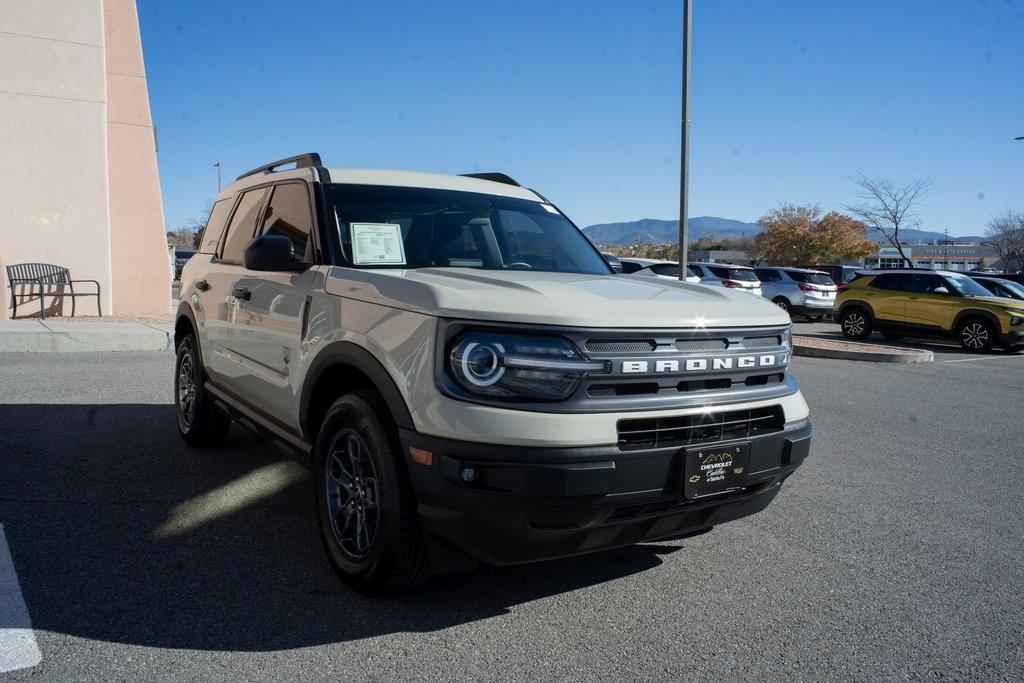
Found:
[952,308,1001,333]
[837,299,875,322]
[174,302,205,366]
[300,341,416,441]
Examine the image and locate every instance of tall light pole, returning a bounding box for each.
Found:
[213,162,222,192]
[678,0,692,280]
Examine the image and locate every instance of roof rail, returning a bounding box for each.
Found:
[236,153,323,181]
[460,172,521,187]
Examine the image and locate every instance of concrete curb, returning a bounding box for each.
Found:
[793,341,933,363]
[0,321,173,353]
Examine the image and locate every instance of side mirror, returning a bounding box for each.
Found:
[243,234,307,272]
[933,286,949,295]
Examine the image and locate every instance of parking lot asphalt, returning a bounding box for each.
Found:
[1,350,1023,680]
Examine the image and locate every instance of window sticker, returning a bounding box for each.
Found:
[350,223,406,265]
[540,204,559,214]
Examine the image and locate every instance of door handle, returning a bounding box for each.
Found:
[232,286,252,301]
[195,279,210,292]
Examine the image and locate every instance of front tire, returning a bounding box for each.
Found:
[175,334,231,447]
[840,307,872,340]
[957,318,995,353]
[314,392,430,594]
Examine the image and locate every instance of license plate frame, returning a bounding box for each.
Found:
[683,442,751,499]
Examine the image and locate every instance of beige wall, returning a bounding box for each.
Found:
[0,0,169,319]
[104,0,171,316]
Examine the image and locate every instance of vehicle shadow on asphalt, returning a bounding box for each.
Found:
[0,404,685,651]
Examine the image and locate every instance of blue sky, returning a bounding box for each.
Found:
[140,0,1024,237]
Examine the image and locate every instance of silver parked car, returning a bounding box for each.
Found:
[754,267,837,321]
[689,262,763,297]
[619,258,701,284]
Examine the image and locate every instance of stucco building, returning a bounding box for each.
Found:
[0,0,169,320]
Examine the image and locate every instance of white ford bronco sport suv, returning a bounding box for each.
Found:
[174,153,811,594]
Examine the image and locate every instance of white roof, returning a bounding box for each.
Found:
[690,261,754,269]
[220,166,544,202]
[619,257,674,266]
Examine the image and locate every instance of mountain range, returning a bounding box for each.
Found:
[582,217,985,247]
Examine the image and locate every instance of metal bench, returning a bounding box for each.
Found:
[5,263,102,319]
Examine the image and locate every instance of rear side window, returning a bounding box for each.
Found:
[620,261,643,274]
[709,266,759,282]
[650,263,680,277]
[755,269,781,282]
[786,270,834,286]
[220,188,269,263]
[870,274,909,291]
[258,183,314,262]
[198,199,233,254]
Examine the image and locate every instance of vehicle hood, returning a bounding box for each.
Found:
[973,295,1024,310]
[324,267,790,328]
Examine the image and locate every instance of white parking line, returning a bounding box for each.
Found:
[944,355,1024,363]
[0,525,41,673]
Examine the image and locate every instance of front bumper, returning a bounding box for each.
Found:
[400,419,811,571]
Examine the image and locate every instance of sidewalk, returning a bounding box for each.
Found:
[0,320,173,352]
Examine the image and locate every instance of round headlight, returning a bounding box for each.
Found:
[459,342,505,386]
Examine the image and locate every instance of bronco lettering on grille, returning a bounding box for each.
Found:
[620,353,787,374]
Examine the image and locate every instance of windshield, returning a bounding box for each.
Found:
[323,184,611,275]
[944,274,993,297]
[708,266,759,282]
[786,270,834,286]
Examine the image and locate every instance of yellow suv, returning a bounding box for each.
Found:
[835,269,1024,353]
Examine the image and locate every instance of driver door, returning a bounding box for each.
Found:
[906,273,959,330]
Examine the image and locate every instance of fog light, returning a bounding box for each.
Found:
[460,466,477,482]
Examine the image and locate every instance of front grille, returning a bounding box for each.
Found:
[616,405,785,451]
[674,338,728,352]
[585,339,656,353]
[743,335,782,349]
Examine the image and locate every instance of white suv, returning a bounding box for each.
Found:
[689,262,764,296]
[174,154,811,593]
[754,267,838,321]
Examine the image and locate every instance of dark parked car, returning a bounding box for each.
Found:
[968,272,1024,286]
[972,277,1024,301]
[173,249,196,281]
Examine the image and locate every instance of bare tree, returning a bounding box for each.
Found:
[985,209,1024,273]
[845,174,933,268]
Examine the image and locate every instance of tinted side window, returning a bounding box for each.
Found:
[259,183,314,262]
[757,269,781,282]
[220,188,269,263]
[620,261,643,274]
[650,263,679,277]
[870,274,910,291]
[198,199,234,254]
[708,266,729,278]
[911,273,946,294]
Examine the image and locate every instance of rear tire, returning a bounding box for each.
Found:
[957,318,995,353]
[839,307,872,340]
[313,391,430,594]
[805,314,824,323]
[175,334,231,447]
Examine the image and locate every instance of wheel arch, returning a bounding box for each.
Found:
[837,299,875,322]
[174,303,205,368]
[301,342,415,445]
[952,309,1001,333]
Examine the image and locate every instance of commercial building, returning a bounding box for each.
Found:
[0,0,169,320]
[871,244,1003,272]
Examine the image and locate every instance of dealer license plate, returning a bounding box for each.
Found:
[683,443,751,499]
